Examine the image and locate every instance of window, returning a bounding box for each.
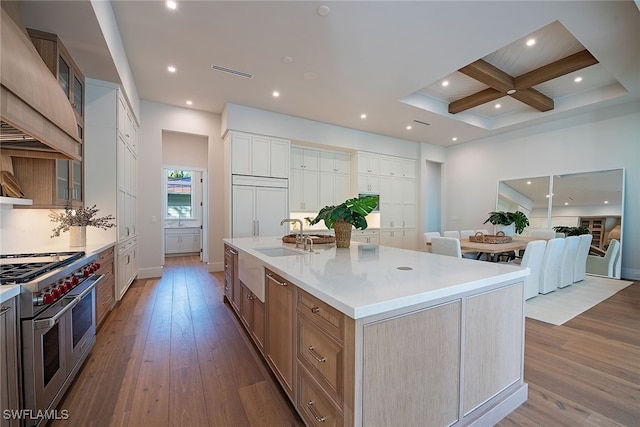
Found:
[166,169,193,219]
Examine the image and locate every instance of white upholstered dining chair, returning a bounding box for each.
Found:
[558,236,580,288]
[460,230,475,239]
[539,238,565,294]
[430,236,462,258]
[443,230,460,239]
[423,232,441,252]
[517,240,547,300]
[573,234,593,282]
[586,239,620,277]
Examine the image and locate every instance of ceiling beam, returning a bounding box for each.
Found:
[515,50,598,89]
[448,88,504,114]
[458,59,514,93]
[510,88,553,112]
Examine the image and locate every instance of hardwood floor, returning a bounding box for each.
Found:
[51,255,303,427]
[52,256,639,427]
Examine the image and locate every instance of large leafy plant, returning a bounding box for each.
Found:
[307,195,379,230]
[553,225,590,236]
[483,211,530,234]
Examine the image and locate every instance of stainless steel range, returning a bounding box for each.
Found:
[0,251,104,427]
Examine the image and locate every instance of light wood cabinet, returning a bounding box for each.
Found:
[13,29,84,209]
[223,245,238,308]
[0,297,19,427]
[265,269,296,400]
[95,246,115,328]
[240,281,266,353]
[229,132,290,178]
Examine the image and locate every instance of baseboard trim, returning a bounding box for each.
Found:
[208,261,223,273]
[137,266,163,279]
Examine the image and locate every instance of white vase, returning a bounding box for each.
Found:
[496,223,516,237]
[69,226,87,247]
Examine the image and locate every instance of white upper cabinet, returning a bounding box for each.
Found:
[358,153,381,175]
[229,132,290,178]
[291,147,320,171]
[381,157,415,178]
[320,151,351,174]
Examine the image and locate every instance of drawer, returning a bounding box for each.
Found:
[298,315,343,404]
[297,288,344,342]
[298,366,343,427]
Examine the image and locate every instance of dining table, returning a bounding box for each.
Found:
[460,236,542,262]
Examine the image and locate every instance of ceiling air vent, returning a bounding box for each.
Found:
[210,64,253,79]
[413,119,431,126]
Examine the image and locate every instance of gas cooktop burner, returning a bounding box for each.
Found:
[0,251,85,284]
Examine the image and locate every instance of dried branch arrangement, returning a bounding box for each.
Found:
[50,205,115,237]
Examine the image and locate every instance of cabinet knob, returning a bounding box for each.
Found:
[311,306,320,314]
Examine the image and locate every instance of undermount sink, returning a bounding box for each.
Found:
[255,247,304,257]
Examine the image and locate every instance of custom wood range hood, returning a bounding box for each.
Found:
[0,2,80,161]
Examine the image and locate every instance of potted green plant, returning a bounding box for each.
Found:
[307,195,379,248]
[483,211,529,236]
[553,225,590,236]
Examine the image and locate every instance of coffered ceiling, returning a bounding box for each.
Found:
[19,1,640,147]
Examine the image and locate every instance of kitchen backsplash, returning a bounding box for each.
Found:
[0,206,115,253]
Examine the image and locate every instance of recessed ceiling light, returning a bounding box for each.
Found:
[272,91,280,98]
[441,80,449,87]
[526,181,532,185]
[452,137,457,141]
[604,200,609,204]
[281,56,293,64]
[167,66,176,73]
[526,38,536,47]
[186,100,193,105]
[507,89,516,95]
[406,125,412,130]
[303,71,318,80]
[564,202,569,205]
[166,1,177,10]
[574,76,583,83]
[495,103,501,109]
[360,114,367,119]
[317,5,330,16]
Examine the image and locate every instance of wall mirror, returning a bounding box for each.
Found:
[498,169,624,278]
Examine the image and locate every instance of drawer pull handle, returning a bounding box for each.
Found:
[246,294,253,300]
[311,306,320,314]
[308,346,326,363]
[0,306,12,317]
[307,401,326,423]
[266,273,287,286]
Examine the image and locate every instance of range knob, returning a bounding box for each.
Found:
[52,287,62,298]
[82,268,90,277]
[43,292,55,304]
[95,262,101,270]
[71,275,79,286]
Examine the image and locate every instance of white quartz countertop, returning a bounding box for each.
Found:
[0,240,116,304]
[223,237,529,319]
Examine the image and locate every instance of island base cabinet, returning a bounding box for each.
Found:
[240,281,265,353]
[298,365,343,427]
[265,269,295,401]
[361,300,461,427]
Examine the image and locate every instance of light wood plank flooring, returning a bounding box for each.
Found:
[52,256,639,427]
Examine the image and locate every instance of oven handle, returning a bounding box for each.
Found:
[34,298,77,330]
[67,274,104,303]
[34,274,104,330]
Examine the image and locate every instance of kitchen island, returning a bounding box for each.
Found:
[223,236,530,427]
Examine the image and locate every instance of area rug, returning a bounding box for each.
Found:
[525,276,633,325]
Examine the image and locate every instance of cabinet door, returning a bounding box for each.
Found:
[266,270,295,399]
[232,185,257,237]
[334,173,351,205]
[319,172,335,209]
[255,187,288,237]
[251,137,271,177]
[319,151,335,173]
[290,169,304,211]
[270,140,290,178]
[231,134,252,175]
[291,170,318,212]
[240,282,254,331]
[401,229,417,250]
[165,233,181,254]
[0,297,19,427]
[334,153,351,174]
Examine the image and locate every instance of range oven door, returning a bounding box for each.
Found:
[64,274,103,372]
[22,301,70,415]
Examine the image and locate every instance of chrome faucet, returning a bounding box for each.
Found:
[280,218,305,249]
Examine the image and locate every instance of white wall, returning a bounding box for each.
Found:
[138,101,223,277]
[444,101,640,280]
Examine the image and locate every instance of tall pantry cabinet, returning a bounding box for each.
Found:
[84,79,138,300]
